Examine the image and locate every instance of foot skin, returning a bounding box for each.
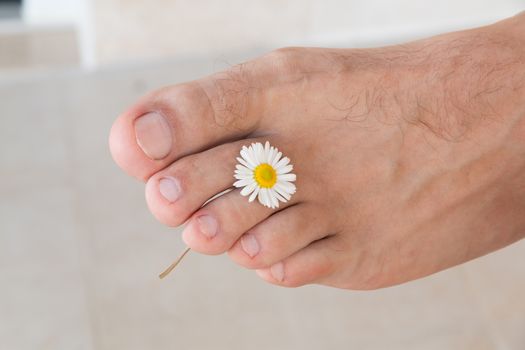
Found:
[110,14,525,289]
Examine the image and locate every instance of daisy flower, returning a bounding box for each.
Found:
[233,141,296,209]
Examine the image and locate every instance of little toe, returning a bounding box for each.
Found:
[255,236,342,288]
[228,203,337,269]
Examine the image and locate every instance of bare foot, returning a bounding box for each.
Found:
[109,13,525,289]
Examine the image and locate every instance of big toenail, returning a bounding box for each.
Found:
[134,112,172,160]
[196,215,218,239]
[241,233,260,258]
[270,262,285,282]
[159,176,181,202]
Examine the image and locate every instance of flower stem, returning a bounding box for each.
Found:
[158,247,191,279]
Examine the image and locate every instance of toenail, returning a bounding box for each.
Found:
[241,233,260,258]
[159,176,181,202]
[270,262,285,282]
[134,112,172,160]
[196,215,218,239]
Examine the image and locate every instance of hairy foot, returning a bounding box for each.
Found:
[110,14,525,289]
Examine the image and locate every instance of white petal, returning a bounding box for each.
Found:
[275,156,290,169]
[268,188,279,208]
[233,178,254,188]
[248,145,260,166]
[276,164,293,175]
[274,195,280,208]
[277,180,296,194]
[234,173,252,180]
[241,149,257,168]
[278,173,296,182]
[248,186,259,202]
[234,170,252,177]
[270,187,285,202]
[236,164,252,173]
[274,185,291,201]
[267,147,277,165]
[256,143,265,164]
[271,151,282,167]
[266,190,276,208]
[238,169,253,175]
[259,188,272,208]
[266,188,274,208]
[274,181,296,199]
[234,171,252,178]
[260,143,266,161]
[248,144,256,159]
[240,182,257,196]
[257,188,266,206]
[264,141,270,161]
[263,188,271,208]
[266,190,274,209]
[235,171,252,177]
[236,157,254,170]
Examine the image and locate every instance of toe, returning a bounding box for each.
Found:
[227,203,337,269]
[145,140,241,226]
[109,73,263,181]
[180,189,275,255]
[255,236,342,288]
[109,47,329,182]
[145,137,300,227]
[180,158,302,255]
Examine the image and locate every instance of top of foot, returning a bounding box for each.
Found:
[110,14,525,289]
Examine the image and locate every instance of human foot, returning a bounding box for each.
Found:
[109,14,525,289]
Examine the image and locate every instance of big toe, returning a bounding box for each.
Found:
[108,48,324,181]
[109,75,262,181]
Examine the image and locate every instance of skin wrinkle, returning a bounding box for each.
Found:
[326,93,360,115]
[367,78,387,125]
[324,90,369,124]
[446,96,474,141]
[415,97,448,140]
[344,92,368,123]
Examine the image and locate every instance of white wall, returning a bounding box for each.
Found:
[308,0,524,46]
[21,0,525,67]
[22,0,95,67]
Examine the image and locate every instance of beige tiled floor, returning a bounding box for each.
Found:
[1,55,524,350]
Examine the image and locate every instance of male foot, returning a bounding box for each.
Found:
[110,14,525,289]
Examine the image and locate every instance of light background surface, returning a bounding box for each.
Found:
[1,1,524,349]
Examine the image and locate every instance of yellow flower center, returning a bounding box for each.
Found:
[254,163,277,188]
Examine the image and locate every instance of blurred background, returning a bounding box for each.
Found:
[1,1,525,349]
